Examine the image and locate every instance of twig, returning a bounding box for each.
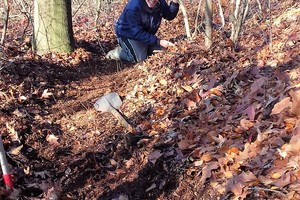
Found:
[96,36,106,55]
[13,0,33,40]
[72,0,86,17]
[248,186,286,197]
[153,50,182,55]
[192,0,203,37]
[94,0,102,26]
[256,0,262,13]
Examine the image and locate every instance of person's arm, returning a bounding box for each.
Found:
[161,0,179,20]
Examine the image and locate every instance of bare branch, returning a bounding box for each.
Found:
[192,0,203,37]
[217,0,225,28]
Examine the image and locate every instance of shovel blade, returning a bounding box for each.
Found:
[94,92,122,112]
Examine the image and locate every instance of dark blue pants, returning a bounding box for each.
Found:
[118,37,162,63]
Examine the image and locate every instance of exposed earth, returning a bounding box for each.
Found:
[0,0,300,200]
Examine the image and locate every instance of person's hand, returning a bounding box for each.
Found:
[160,39,175,48]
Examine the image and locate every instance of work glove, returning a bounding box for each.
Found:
[159,39,175,48]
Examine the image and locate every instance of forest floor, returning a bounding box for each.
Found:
[0,0,300,199]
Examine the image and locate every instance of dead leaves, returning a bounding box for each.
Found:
[271,89,300,117]
[122,46,300,198]
[46,134,60,146]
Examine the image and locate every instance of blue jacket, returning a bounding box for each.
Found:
[115,0,179,45]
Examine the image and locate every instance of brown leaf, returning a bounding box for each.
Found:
[41,89,53,99]
[240,119,254,130]
[182,98,197,110]
[182,85,193,92]
[154,106,166,116]
[272,172,291,187]
[187,89,201,103]
[230,182,244,197]
[148,150,162,164]
[281,126,300,156]
[289,90,300,116]
[136,121,152,132]
[159,79,168,86]
[271,97,291,115]
[244,105,256,121]
[200,152,213,162]
[46,134,59,146]
[178,139,190,150]
[250,77,267,94]
[124,159,134,168]
[271,172,283,179]
[208,88,222,96]
[227,147,240,155]
[200,161,219,184]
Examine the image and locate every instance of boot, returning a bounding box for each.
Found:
[105,46,122,60]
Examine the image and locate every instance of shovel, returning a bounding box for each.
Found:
[0,136,13,190]
[94,92,135,134]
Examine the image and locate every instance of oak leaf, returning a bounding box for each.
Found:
[178,139,190,150]
[240,119,254,130]
[271,97,291,115]
[41,89,53,99]
[148,150,162,164]
[199,161,219,185]
[289,90,300,116]
[46,134,59,146]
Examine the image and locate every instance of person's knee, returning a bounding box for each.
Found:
[135,53,147,62]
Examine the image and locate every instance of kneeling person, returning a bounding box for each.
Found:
[106,0,179,63]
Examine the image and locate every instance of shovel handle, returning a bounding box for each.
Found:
[110,108,135,133]
[0,136,13,190]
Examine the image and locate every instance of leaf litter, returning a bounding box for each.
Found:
[0,0,300,199]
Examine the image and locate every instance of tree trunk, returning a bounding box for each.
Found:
[205,0,212,48]
[178,0,191,38]
[1,0,9,45]
[230,0,249,49]
[33,0,74,54]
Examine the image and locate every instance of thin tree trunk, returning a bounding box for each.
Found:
[192,0,203,37]
[204,0,212,47]
[268,0,272,51]
[178,0,191,38]
[256,0,262,12]
[230,0,249,49]
[95,0,102,26]
[1,0,9,45]
[217,0,225,28]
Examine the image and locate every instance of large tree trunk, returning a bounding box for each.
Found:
[205,0,212,48]
[33,0,74,54]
